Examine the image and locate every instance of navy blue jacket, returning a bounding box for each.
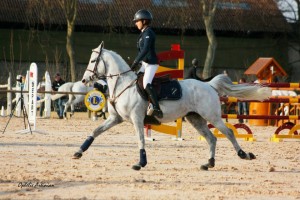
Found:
[134,27,158,65]
[185,66,201,80]
[52,79,65,91]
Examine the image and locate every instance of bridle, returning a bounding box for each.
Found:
[84,47,137,108]
[84,48,106,81]
[85,49,132,81]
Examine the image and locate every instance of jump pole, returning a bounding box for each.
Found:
[43,71,52,118]
[7,73,12,115]
[0,73,12,115]
[204,91,300,142]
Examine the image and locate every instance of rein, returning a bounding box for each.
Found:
[89,50,132,80]
[109,78,137,106]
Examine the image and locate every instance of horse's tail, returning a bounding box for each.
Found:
[50,82,74,101]
[51,93,66,101]
[207,74,272,101]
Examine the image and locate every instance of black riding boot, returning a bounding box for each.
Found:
[145,83,163,118]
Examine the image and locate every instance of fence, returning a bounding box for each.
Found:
[204,83,300,142]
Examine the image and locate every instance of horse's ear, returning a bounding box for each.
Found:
[99,41,104,50]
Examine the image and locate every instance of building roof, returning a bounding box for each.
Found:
[244,57,287,80]
[0,0,291,33]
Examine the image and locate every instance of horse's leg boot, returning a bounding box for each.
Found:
[132,149,147,170]
[145,84,163,118]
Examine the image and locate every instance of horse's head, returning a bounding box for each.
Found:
[82,41,134,85]
[82,42,106,84]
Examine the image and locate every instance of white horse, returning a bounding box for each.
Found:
[51,80,107,119]
[73,42,272,171]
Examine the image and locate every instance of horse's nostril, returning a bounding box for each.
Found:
[82,79,86,83]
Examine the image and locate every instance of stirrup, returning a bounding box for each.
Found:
[153,109,163,118]
[147,104,154,116]
[147,104,163,118]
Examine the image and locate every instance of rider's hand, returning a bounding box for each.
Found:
[131,61,140,72]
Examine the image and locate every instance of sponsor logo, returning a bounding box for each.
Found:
[85,90,106,112]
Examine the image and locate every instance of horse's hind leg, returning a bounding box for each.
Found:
[213,119,256,160]
[70,104,75,118]
[186,112,217,171]
[69,95,81,118]
[63,94,73,119]
[63,101,70,119]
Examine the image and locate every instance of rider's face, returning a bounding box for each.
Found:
[55,76,61,81]
[135,20,143,30]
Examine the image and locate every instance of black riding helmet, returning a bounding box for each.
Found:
[133,9,153,22]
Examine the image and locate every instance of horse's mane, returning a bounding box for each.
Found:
[102,49,130,68]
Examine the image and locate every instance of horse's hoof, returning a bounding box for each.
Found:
[208,158,215,167]
[238,150,256,160]
[132,164,142,171]
[200,165,209,171]
[249,152,256,160]
[200,158,215,171]
[72,152,82,159]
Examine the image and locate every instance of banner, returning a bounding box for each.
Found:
[28,63,38,129]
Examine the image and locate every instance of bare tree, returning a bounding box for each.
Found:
[201,0,218,79]
[276,0,299,23]
[276,0,300,81]
[58,0,77,82]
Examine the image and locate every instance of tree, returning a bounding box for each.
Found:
[276,0,299,23]
[201,0,218,79]
[276,0,300,81]
[58,0,77,82]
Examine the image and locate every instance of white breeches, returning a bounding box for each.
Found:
[138,61,159,89]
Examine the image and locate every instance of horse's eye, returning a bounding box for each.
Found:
[91,59,96,63]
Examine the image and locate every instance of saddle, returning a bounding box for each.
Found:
[137,73,182,126]
[136,73,182,101]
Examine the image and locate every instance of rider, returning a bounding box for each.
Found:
[52,73,66,119]
[131,9,163,118]
[185,58,202,80]
[185,58,215,82]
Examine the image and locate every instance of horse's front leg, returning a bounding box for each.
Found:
[131,118,147,171]
[73,115,122,159]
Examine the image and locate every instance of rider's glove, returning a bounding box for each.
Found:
[131,61,140,72]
